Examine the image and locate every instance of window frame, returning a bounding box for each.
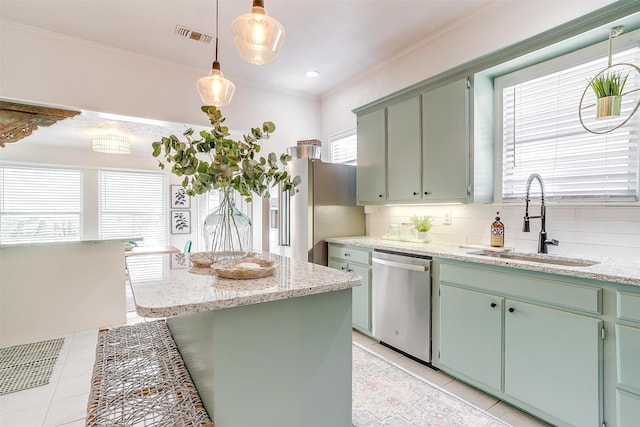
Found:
[0,164,83,244]
[493,28,640,205]
[329,129,357,165]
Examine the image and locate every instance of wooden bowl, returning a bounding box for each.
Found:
[188,252,214,268]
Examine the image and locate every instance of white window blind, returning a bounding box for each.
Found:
[0,166,82,244]
[498,44,640,202]
[330,129,357,164]
[99,170,166,281]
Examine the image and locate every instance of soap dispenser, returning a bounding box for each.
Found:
[491,212,504,248]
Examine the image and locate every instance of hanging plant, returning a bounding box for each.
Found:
[589,70,629,98]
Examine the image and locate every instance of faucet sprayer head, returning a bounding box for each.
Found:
[523,217,530,232]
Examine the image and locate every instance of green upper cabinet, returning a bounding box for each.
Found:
[354,77,475,205]
[387,95,422,202]
[356,108,386,204]
[422,78,470,202]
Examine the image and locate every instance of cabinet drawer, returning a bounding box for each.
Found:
[328,244,371,265]
[616,324,640,393]
[618,291,640,324]
[439,262,602,314]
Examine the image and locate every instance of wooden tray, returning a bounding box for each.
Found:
[211,257,278,279]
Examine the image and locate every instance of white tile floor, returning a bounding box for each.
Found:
[1,312,549,427]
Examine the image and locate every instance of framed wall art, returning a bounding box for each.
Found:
[171,185,190,209]
[171,210,191,234]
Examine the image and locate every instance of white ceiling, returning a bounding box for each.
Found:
[1,0,495,153]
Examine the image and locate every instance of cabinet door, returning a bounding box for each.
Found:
[347,263,371,333]
[504,300,602,427]
[387,96,422,201]
[356,108,386,204]
[328,259,371,334]
[422,78,469,201]
[439,284,502,390]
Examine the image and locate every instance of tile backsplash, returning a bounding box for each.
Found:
[366,204,640,263]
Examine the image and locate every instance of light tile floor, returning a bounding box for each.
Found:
[1,312,549,427]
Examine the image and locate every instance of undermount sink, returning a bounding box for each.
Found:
[468,250,599,267]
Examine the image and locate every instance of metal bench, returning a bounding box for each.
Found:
[86,320,214,427]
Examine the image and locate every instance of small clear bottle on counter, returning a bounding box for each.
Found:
[491,212,504,247]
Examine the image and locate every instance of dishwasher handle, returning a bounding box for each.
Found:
[372,257,429,272]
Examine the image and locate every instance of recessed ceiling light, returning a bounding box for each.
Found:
[305,70,320,78]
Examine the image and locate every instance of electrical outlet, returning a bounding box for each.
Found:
[443,209,452,225]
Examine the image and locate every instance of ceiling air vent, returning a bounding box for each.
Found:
[174,25,213,44]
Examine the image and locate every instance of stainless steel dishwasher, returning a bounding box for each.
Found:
[372,250,432,363]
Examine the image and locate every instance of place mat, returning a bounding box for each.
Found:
[352,343,510,426]
[0,337,65,395]
[86,321,213,426]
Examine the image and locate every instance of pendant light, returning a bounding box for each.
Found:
[231,0,285,65]
[197,0,236,107]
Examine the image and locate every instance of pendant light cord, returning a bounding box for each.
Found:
[215,0,219,63]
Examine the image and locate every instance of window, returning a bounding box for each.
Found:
[496,33,640,202]
[0,166,82,244]
[99,170,166,281]
[330,129,357,164]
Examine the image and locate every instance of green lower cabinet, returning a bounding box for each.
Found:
[504,300,603,427]
[617,389,640,426]
[616,323,640,426]
[347,263,371,333]
[439,284,502,390]
[327,244,372,335]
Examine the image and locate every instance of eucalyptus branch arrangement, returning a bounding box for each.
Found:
[152,106,300,202]
[590,70,629,98]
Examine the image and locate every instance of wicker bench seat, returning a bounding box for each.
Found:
[86,320,214,427]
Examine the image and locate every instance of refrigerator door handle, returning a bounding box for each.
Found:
[279,187,291,247]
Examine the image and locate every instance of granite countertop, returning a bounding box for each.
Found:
[326,236,640,287]
[129,252,361,318]
[0,237,141,249]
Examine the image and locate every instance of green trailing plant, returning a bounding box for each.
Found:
[152,106,300,202]
[410,215,432,233]
[590,70,629,98]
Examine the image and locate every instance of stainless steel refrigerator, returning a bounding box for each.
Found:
[266,158,364,265]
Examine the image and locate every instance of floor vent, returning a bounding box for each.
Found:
[174,25,213,44]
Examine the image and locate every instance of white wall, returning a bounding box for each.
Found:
[1,21,321,251]
[319,1,615,146]
[318,1,640,263]
[1,21,320,144]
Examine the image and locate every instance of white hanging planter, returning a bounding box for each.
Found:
[596,95,622,119]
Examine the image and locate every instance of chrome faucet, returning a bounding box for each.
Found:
[523,173,559,254]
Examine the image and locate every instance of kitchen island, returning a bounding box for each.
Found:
[128,253,361,427]
[0,238,134,345]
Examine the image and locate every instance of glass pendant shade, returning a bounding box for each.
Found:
[197,61,236,107]
[231,2,285,65]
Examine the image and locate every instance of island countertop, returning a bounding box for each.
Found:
[129,252,361,318]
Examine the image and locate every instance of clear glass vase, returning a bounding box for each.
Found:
[203,188,251,261]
